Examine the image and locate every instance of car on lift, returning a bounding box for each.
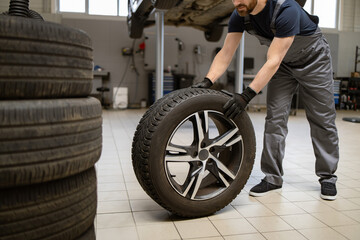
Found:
[127,0,308,42]
[127,0,234,42]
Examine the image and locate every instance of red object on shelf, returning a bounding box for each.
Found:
[139,42,145,50]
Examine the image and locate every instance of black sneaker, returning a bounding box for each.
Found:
[320,182,337,200]
[249,180,282,197]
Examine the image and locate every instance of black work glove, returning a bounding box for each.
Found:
[223,87,257,119]
[191,77,213,88]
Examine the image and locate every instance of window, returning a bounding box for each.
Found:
[301,0,339,29]
[314,0,337,29]
[59,0,86,13]
[58,0,128,17]
[89,0,118,16]
[118,0,128,17]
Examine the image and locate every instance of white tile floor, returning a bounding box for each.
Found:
[95,109,360,240]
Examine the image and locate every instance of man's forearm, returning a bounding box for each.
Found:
[205,32,242,83]
[206,50,234,83]
[249,58,280,93]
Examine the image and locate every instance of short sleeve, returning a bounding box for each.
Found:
[274,5,300,37]
[228,10,245,33]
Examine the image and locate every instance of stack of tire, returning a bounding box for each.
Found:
[0,8,102,240]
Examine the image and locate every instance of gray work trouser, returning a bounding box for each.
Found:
[261,28,339,186]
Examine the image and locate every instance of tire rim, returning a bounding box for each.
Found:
[165,110,244,201]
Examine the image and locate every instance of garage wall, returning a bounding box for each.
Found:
[1,0,359,105]
[341,0,360,32]
[323,33,339,77]
[57,17,360,105]
[339,0,360,76]
[142,25,269,84]
[61,18,149,105]
[61,19,254,105]
[60,18,271,105]
[338,32,360,76]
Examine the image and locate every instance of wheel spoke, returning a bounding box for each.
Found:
[181,176,196,197]
[166,143,188,153]
[224,135,242,147]
[190,166,203,177]
[209,128,239,148]
[203,111,209,136]
[192,111,210,150]
[191,164,206,199]
[211,155,236,180]
[180,165,205,199]
[206,162,230,188]
[165,154,195,163]
[193,112,205,145]
[218,172,230,187]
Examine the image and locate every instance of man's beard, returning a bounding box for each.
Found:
[235,1,257,16]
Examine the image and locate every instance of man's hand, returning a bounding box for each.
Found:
[191,77,213,88]
[223,87,257,119]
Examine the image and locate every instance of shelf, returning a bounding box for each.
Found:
[348,90,360,94]
[93,71,110,80]
[338,76,360,110]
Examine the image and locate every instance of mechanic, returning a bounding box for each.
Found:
[192,0,339,200]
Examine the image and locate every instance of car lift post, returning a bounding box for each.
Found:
[235,33,245,93]
[154,9,245,98]
[155,10,165,100]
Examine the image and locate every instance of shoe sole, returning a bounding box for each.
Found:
[249,188,282,197]
[320,194,336,201]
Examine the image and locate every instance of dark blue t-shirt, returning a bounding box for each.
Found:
[228,0,317,39]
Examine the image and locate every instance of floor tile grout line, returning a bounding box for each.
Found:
[206,214,228,239]
[331,225,354,240]
[101,113,138,237]
[307,209,356,230]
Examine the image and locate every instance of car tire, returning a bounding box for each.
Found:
[0,168,97,240]
[0,15,93,99]
[0,97,102,188]
[132,88,256,217]
[204,25,224,42]
[151,0,178,9]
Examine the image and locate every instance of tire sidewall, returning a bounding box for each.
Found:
[205,25,224,42]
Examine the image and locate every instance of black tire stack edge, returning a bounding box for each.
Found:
[0,15,101,240]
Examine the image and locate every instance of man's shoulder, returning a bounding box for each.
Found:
[228,9,245,33]
[279,0,301,10]
[229,9,241,20]
[229,9,244,25]
[276,0,302,18]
